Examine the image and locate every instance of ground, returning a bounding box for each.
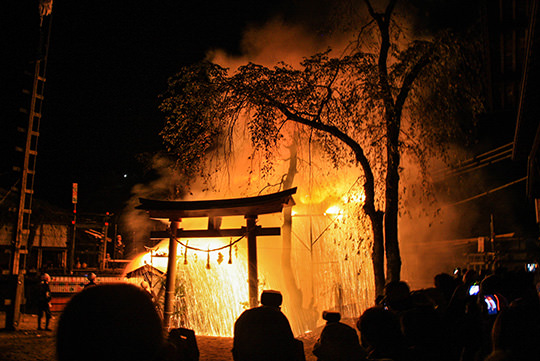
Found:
[0,312,319,361]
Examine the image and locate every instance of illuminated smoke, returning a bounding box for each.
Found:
[123,3,477,337]
[124,134,377,336]
[121,155,188,255]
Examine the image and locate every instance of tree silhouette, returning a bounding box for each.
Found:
[160,0,484,295]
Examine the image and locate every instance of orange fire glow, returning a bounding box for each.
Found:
[126,183,374,337]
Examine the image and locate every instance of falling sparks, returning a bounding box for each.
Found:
[124,153,376,336]
[125,183,374,337]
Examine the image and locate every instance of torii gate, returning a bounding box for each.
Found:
[136,187,297,328]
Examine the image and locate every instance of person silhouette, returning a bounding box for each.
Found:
[357,306,410,361]
[84,273,97,288]
[232,290,304,361]
[36,273,52,330]
[56,283,166,361]
[312,311,366,361]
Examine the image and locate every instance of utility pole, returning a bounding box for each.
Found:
[6,2,53,330]
[69,183,78,274]
[100,212,110,270]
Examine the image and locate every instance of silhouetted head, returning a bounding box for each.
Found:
[434,272,456,294]
[41,273,51,283]
[87,273,96,282]
[260,290,282,308]
[357,306,405,354]
[384,281,411,311]
[463,269,477,285]
[491,298,540,359]
[481,274,502,295]
[322,310,341,323]
[57,284,164,361]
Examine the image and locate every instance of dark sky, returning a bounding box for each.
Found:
[2,0,537,237]
[3,1,294,213]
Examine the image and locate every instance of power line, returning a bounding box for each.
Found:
[443,177,527,207]
[432,143,513,181]
[436,152,511,180]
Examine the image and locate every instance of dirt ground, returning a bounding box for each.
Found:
[0,312,57,361]
[0,312,318,361]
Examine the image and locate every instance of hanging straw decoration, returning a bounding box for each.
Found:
[206,247,211,269]
[228,238,233,264]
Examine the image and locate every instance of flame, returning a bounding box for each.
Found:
[126,199,375,337]
[324,205,341,216]
[125,154,375,337]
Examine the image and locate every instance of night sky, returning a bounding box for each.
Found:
[3,1,295,213]
[2,1,537,237]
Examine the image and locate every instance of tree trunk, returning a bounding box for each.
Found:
[281,142,304,310]
[384,119,402,282]
[276,102,387,298]
[369,0,402,285]
[367,208,385,297]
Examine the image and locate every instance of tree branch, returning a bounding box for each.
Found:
[264,97,377,215]
[363,0,377,18]
[345,19,376,56]
[364,0,397,25]
[316,67,340,121]
[364,0,397,117]
[395,46,435,119]
[384,0,398,24]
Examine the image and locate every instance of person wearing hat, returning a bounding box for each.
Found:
[37,273,52,330]
[312,311,366,361]
[84,273,97,288]
[232,290,304,361]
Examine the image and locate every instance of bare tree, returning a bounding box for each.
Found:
[160,0,484,295]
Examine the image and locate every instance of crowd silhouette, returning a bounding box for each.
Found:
[52,266,539,361]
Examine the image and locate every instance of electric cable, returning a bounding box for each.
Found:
[443,176,527,207]
[432,143,513,180]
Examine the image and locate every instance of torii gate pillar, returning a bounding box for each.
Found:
[164,219,180,329]
[246,215,258,308]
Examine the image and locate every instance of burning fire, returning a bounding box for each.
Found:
[324,205,342,216]
[126,184,374,337]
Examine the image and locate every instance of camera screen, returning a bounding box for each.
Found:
[469,284,480,296]
[484,294,499,315]
[526,263,538,272]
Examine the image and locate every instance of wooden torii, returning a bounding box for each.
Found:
[136,187,297,328]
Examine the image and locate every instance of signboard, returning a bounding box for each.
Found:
[72,183,78,204]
